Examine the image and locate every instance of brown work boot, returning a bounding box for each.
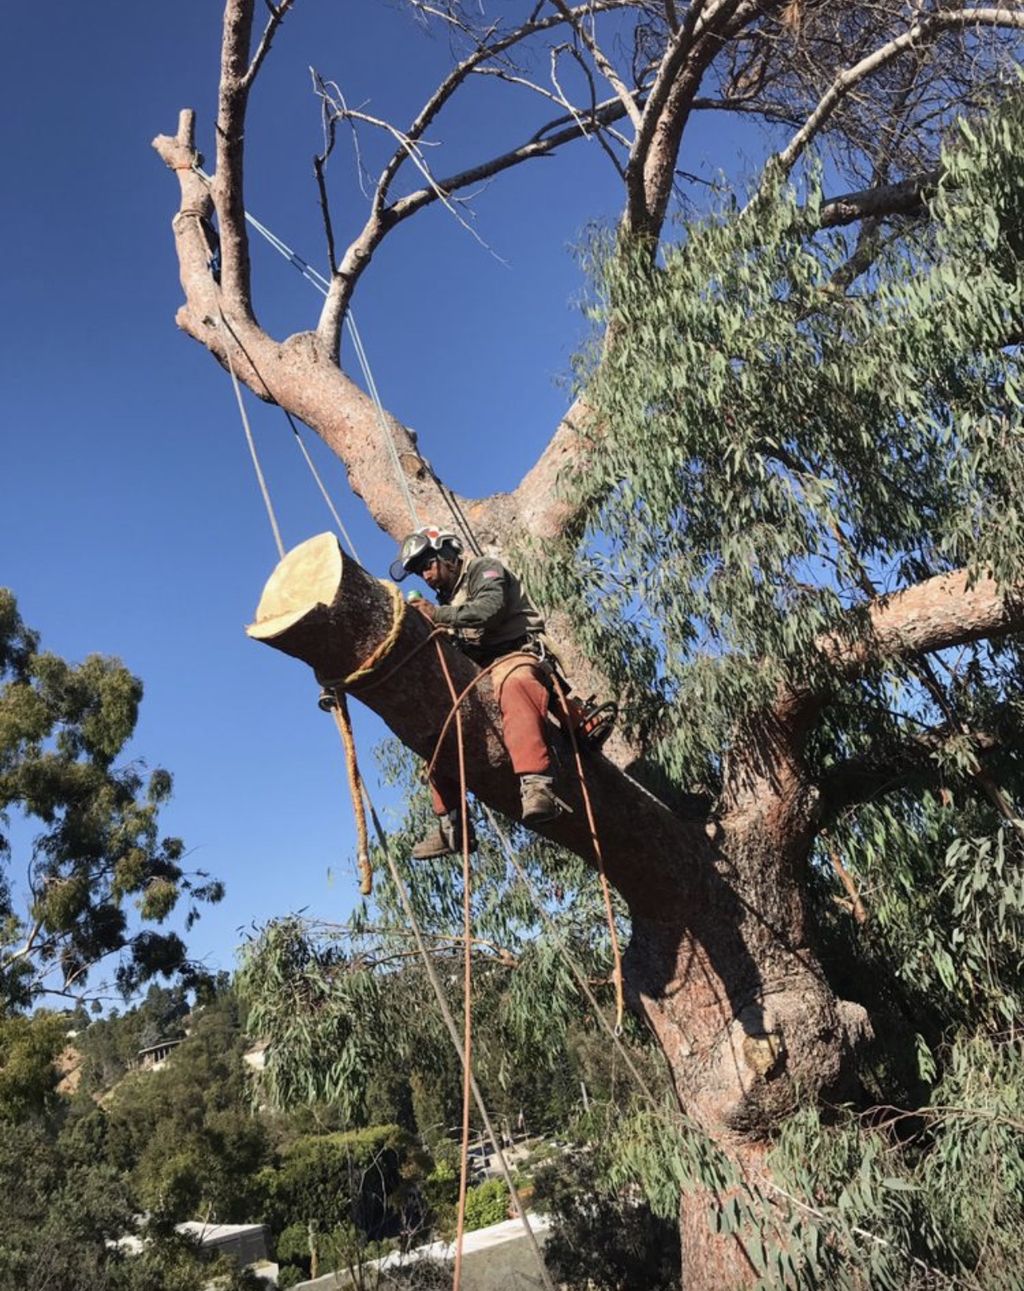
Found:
[411,811,476,860]
[519,774,567,825]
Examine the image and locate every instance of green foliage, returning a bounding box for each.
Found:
[238,747,635,1143]
[462,1177,508,1232]
[76,981,193,1090]
[265,1123,429,1243]
[752,1034,1024,1289]
[96,986,272,1224]
[527,90,1024,795]
[535,1148,681,1291]
[236,91,1024,1291]
[511,91,1024,1288]
[0,1009,65,1119]
[0,589,223,1010]
[0,1116,216,1291]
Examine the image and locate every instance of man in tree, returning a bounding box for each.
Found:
[391,525,567,854]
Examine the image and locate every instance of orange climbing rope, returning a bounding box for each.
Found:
[423,651,538,785]
[549,672,626,1033]
[433,640,475,1291]
[330,693,373,897]
[422,641,626,1033]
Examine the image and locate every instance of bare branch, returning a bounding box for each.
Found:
[0,918,45,975]
[824,838,868,925]
[822,570,1024,678]
[242,0,296,90]
[373,0,635,213]
[549,0,644,130]
[818,168,941,228]
[626,0,775,241]
[317,103,626,352]
[311,70,343,274]
[214,0,259,316]
[764,7,1024,189]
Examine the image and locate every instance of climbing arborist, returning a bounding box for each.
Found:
[390,526,579,859]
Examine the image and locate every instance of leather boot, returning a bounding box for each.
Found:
[519,774,566,825]
[411,810,476,860]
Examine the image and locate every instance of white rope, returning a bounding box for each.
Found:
[194,167,420,530]
[285,414,361,563]
[221,315,285,560]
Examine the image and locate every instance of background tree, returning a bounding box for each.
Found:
[156,3,1024,1285]
[0,589,223,1012]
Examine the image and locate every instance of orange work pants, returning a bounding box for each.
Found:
[430,654,552,815]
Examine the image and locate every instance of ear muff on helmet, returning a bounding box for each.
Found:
[389,527,464,581]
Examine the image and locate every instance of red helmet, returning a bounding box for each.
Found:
[389,526,464,581]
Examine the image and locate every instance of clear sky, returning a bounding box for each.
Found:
[0,1,749,989]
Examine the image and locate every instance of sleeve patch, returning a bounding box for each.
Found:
[482,570,501,578]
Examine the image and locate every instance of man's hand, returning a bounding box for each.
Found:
[411,597,436,622]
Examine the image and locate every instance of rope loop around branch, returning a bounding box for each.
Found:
[342,580,407,685]
[321,580,409,698]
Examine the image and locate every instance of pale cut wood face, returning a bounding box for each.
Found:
[247,533,343,640]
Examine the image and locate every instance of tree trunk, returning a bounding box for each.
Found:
[248,534,871,1289]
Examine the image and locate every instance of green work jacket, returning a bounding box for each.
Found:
[432,557,545,661]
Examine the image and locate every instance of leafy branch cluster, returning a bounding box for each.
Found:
[239,747,637,1126]
[0,590,223,1009]
[528,89,1024,794]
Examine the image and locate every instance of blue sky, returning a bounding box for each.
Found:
[1,1,753,990]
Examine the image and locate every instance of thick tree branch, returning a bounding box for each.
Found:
[247,535,711,920]
[818,726,1002,824]
[818,169,941,229]
[214,0,260,316]
[823,569,1024,678]
[627,0,777,240]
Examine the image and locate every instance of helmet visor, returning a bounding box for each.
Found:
[390,532,434,582]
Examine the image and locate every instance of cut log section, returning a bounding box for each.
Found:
[247,533,705,919]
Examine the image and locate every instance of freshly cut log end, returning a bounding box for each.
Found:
[246,532,344,641]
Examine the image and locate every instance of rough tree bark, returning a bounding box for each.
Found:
[156,3,1024,1284]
